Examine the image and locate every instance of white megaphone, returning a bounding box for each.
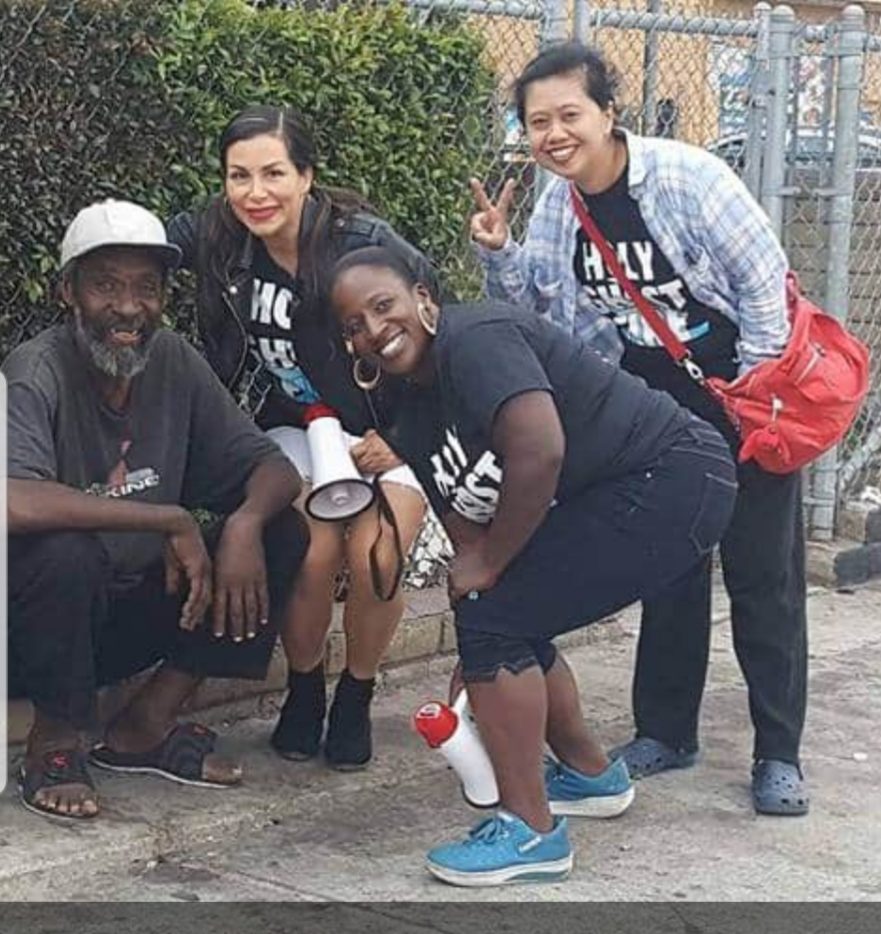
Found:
[413,691,500,808]
[303,403,375,521]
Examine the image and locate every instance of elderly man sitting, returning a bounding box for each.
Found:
[4,199,309,820]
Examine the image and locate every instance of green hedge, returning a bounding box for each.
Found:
[0,0,496,357]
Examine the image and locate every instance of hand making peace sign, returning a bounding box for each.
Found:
[469,177,516,251]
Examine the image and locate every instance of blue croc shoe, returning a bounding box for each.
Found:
[609,737,698,779]
[545,756,635,818]
[752,759,809,816]
[425,811,573,887]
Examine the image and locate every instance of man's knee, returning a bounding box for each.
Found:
[11,530,109,595]
[456,625,556,684]
[263,508,311,587]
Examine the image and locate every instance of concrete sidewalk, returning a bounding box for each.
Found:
[2,579,880,901]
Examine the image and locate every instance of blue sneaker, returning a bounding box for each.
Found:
[545,756,635,818]
[425,811,573,887]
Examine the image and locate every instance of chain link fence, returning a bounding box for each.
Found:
[840,25,881,509]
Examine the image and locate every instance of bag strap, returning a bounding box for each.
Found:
[568,183,706,384]
[368,480,405,602]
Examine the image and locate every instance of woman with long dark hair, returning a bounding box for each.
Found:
[168,105,429,770]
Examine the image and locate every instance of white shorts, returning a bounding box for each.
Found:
[266,425,424,497]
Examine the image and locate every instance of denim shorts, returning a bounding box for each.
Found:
[453,417,738,654]
[456,629,558,684]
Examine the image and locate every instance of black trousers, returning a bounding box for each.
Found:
[631,421,807,764]
[8,510,309,730]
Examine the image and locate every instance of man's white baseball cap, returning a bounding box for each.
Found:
[60,199,182,270]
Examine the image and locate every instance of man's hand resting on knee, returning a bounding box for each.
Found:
[211,513,268,643]
[163,509,213,631]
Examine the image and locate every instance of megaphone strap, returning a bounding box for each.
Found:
[369,482,405,602]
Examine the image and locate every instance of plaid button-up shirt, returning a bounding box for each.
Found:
[477,130,790,373]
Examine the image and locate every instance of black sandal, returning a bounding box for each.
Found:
[19,748,99,822]
[90,722,239,788]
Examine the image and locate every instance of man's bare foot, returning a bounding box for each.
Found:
[198,751,243,786]
[23,715,99,819]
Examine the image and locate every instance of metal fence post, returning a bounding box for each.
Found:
[642,0,662,134]
[759,5,796,235]
[809,4,866,539]
[744,2,772,198]
[573,0,591,45]
[541,0,568,46]
[818,34,836,156]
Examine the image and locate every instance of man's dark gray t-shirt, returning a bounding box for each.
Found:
[3,323,282,585]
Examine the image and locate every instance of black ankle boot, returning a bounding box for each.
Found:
[324,669,375,771]
[270,663,326,760]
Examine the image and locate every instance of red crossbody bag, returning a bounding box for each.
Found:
[569,184,870,474]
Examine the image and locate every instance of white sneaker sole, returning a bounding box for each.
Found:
[426,853,574,887]
[549,784,635,818]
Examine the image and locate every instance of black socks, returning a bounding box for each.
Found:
[324,669,375,771]
[270,662,326,760]
[271,665,376,769]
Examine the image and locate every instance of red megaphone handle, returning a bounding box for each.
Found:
[303,402,339,424]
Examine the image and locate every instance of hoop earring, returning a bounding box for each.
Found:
[416,302,438,336]
[353,356,381,391]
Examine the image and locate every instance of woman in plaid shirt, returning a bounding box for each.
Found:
[471,42,808,817]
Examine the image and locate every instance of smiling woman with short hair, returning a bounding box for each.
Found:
[470,41,810,818]
[329,245,737,888]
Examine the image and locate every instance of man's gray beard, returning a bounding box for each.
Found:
[73,313,156,379]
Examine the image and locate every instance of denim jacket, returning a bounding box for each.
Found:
[477,130,790,373]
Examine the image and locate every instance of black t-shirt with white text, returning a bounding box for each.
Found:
[389,302,692,524]
[573,168,739,434]
[247,242,321,405]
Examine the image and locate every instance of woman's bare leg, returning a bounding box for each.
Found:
[341,483,425,678]
[279,486,346,673]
